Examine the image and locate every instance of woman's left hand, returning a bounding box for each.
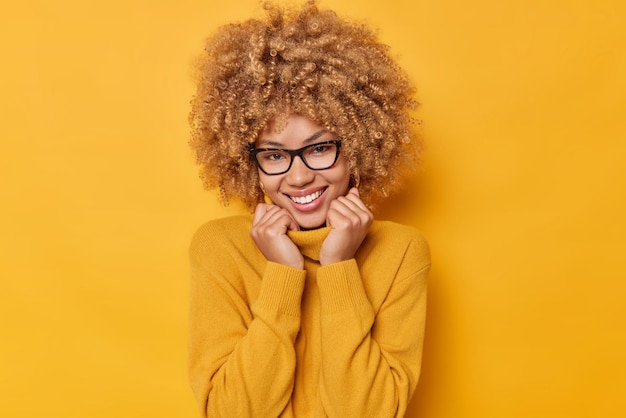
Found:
[319,187,374,266]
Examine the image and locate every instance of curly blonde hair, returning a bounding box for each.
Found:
[189,0,421,211]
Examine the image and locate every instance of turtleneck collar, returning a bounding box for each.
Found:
[287,226,331,261]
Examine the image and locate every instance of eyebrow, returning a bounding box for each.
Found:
[258,129,327,148]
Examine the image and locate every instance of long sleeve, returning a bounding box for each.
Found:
[188,217,430,417]
[188,222,306,417]
[315,233,430,418]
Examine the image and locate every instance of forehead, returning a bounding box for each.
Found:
[256,130,329,148]
[256,114,331,147]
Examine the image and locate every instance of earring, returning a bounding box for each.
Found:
[260,182,273,204]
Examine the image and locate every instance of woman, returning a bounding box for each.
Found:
[188,2,430,417]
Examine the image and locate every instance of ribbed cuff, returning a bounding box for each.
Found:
[254,262,306,317]
[317,259,370,314]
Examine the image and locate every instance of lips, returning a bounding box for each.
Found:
[284,187,327,205]
[288,190,323,204]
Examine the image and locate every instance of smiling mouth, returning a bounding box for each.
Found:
[287,188,325,204]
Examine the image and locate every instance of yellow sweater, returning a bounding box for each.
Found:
[189,215,430,418]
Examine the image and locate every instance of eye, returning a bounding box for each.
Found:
[311,144,332,154]
[260,151,287,161]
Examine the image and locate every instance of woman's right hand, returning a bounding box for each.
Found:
[251,203,304,270]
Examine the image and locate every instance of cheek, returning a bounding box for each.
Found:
[259,172,280,193]
[328,161,351,190]
[335,158,351,183]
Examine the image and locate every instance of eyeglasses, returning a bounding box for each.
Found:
[249,139,342,175]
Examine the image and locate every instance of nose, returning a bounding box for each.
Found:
[285,155,315,186]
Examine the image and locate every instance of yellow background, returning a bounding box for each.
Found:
[1,0,625,417]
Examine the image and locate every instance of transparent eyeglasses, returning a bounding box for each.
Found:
[249,139,342,175]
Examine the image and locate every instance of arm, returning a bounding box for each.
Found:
[188,232,305,417]
[316,239,430,418]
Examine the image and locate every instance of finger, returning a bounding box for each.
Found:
[326,200,360,228]
[344,188,370,212]
[252,203,279,225]
[334,194,371,217]
[262,207,300,233]
[328,198,373,229]
[285,213,300,231]
[273,209,300,232]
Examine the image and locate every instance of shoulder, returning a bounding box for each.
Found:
[369,220,429,250]
[190,215,253,253]
[366,220,431,269]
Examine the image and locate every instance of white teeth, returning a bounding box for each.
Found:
[291,190,322,204]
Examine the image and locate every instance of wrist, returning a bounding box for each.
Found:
[319,254,351,266]
[272,255,304,270]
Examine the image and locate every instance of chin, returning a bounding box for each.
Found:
[294,214,327,230]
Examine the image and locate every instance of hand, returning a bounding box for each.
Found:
[250,203,304,270]
[319,188,374,266]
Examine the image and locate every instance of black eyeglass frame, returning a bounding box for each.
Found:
[249,139,342,175]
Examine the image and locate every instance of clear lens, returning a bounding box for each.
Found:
[302,143,338,168]
[256,150,291,173]
[254,141,339,175]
